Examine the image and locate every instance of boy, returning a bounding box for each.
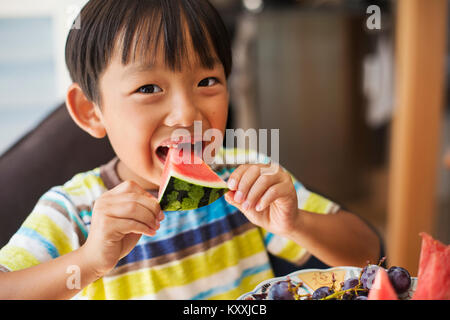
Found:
[0,0,380,299]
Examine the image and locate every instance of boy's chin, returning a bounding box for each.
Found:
[117,158,161,190]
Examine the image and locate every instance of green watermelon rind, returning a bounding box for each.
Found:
[159,176,228,211]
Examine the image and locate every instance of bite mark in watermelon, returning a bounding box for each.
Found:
[158,147,228,211]
[412,232,450,300]
[368,268,398,300]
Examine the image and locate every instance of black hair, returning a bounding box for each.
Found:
[65,0,232,105]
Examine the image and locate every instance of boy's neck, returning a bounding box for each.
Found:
[116,159,160,191]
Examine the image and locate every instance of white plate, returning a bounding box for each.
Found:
[237,266,417,300]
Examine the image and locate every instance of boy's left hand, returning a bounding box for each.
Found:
[224,163,298,237]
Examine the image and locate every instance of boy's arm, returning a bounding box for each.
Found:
[0,246,99,300]
[225,163,381,268]
[287,209,381,267]
[0,180,163,300]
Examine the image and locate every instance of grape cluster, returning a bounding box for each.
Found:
[247,258,413,300]
[311,286,334,300]
[310,263,412,300]
[245,277,310,300]
[267,281,295,300]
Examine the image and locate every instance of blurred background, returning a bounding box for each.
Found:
[0,0,448,276]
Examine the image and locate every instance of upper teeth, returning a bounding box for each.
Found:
[162,141,201,148]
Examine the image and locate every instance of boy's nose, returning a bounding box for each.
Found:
[164,93,200,128]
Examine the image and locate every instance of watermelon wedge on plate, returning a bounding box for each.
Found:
[412,232,450,300]
[368,268,398,300]
[158,147,228,211]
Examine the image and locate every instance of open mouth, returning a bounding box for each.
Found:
[155,141,206,165]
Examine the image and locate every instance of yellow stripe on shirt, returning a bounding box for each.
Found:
[303,192,331,214]
[81,278,106,300]
[89,228,265,300]
[0,246,40,271]
[276,240,306,263]
[208,268,274,300]
[63,173,105,197]
[22,213,73,256]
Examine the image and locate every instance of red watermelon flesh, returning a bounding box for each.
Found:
[368,268,398,300]
[158,147,228,211]
[412,232,450,300]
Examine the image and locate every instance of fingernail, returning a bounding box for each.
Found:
[228,179,237,190]
[234,191,244,203]
[158,210,164,221]
[255,204,263,212]
[242,201,250,210]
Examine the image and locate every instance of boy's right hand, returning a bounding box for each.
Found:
[80,180,164,278]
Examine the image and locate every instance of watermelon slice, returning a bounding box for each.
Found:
[368,268,398,300]
[412,233,450,300]
[158,147,228,211]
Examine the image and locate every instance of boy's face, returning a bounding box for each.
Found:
[96,41,229,190]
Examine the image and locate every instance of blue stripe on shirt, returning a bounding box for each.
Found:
[17,227,60,258]
[116,209,251,267]
[264,232,274,246]
[41,190,88,239]
[137,197,238,244]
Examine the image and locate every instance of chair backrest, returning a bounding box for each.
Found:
[0,103,115,247]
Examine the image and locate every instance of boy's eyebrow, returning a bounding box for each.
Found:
[122,62,155,79]
[122,58,222,79]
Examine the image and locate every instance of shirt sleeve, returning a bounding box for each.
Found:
[0,187,86,272]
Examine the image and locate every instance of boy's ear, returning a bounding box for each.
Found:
[65,83,106,139]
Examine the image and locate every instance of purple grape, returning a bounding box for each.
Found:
[345,277,369,298]
[341,292,353,300]
[345,289,369,300]
[340,278,360,300]
[354,295,368,300]
[267,281,295,300]
[360,265,380,289]
[342,278,359,290]
[312,286,334,300]
[387,266,411,294]
[251,293,267,300]
[357,290,368,297]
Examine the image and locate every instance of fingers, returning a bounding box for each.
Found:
[93,180,164,235]
[111,217,156,237]
[107,180,154,198]
[230,165,262,204]
[107,192,164,221]
[245,167,290,210]
[226,164,247,191]
[254,181,293,212]
[227,164,285,211]
[101,199,161,232]
[91,200,157,239]
[105,180,164,218]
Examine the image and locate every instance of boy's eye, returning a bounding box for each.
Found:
[137,84,162,94]
[198,77,218,87]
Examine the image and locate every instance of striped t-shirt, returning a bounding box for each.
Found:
[0,148,339,299]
